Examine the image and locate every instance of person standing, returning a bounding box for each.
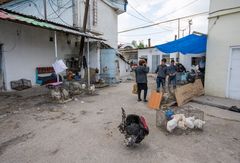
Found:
[155,58,168,92]
[199,56,206,73]
[168,60,177,89]
[135,59,149,102]
[198,56,206,86]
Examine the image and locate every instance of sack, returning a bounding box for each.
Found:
[167,119,178,132]
[185,117,195,129]
[132,84,138,94]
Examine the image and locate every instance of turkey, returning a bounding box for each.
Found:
[118,108,149,147]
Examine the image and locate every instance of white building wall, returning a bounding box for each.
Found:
[88,42,100,70]
[179,53,205,71]
[138,48,204,72]
[118,58,130,78]
[138,48,163,73]
[168,52,204,71]
[205,11,240,97]
[91,1,118,49]
[210,0,240,12]
[0,20,78,90]
[73,0,118,49]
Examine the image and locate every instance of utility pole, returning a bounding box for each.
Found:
[177,18,180,39]
[188,19,192,34]
[79,0,90,69]
[148,38,151,47]
[43,0,47,20]
[181,29,186,37]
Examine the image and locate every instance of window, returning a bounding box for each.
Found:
[191,57,201,66]
[162,54,170,63]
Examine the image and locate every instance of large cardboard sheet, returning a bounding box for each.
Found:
[148,91,163,109]
[175,79,204,106]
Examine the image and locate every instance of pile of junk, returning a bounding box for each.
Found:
[47,81,96,103]
[45,59,97,103]
[151,78,206,134]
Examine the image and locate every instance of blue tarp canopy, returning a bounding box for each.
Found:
[155,34,207,54]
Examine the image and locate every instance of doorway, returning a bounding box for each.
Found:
[152,55,160,73]
[228,47,240,99]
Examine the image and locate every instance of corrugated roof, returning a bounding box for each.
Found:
[0,9,104,40]
[0,0,13,5]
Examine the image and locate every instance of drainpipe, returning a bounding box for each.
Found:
[43,0,47,20]
[148,38,151,47]
[87,38,90,87]
[176,18,180,62]
[54,31,58,59]
[79,0,90,68]
[54,31,59,82]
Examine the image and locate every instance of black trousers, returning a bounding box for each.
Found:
[137,83,148,100]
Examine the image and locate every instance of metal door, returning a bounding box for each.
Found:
[229,48,240,99]
[152,55,160,73]
[100,49,117,84]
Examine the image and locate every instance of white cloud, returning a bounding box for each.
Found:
[118,0,210,46]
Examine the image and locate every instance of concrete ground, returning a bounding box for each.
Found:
[0,78,240,163]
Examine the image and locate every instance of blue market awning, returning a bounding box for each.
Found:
[155,34,207,54]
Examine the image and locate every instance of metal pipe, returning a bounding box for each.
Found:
[54,31,58,59]
[54,31,59,82]
[87,38,90,88]
[177,18,180,62]
[43,0,47,20]
[177,18,180,39]
[79,0,90,68]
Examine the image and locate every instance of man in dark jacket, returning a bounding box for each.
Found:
[155,58,167,92]
[135,59,149,102]
[168,60,177,89]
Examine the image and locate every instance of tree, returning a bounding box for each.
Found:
[131,40,138,48]
[131,40,146,49]
[138,41,145,49]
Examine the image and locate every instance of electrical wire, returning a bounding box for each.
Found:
[127,0,201,28]
[125,0,201,32]
[119,11,208,33]
[48,0,73,17]
[1,0,33,8]
[126,12,173,31]
[126,12,152,23]
[49,5,73,19]
[50,0,72,9]
[9,0,45,18]
[154,0,201,21]
[48,0,72,26]
[119,30,171,37]
[119,24,190,37]
[128,3,154,23]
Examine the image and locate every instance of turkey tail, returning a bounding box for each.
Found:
[118,107,127,134]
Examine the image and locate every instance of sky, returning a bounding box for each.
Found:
[118,0,210,46]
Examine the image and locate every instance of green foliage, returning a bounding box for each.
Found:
[131,40,145,49]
